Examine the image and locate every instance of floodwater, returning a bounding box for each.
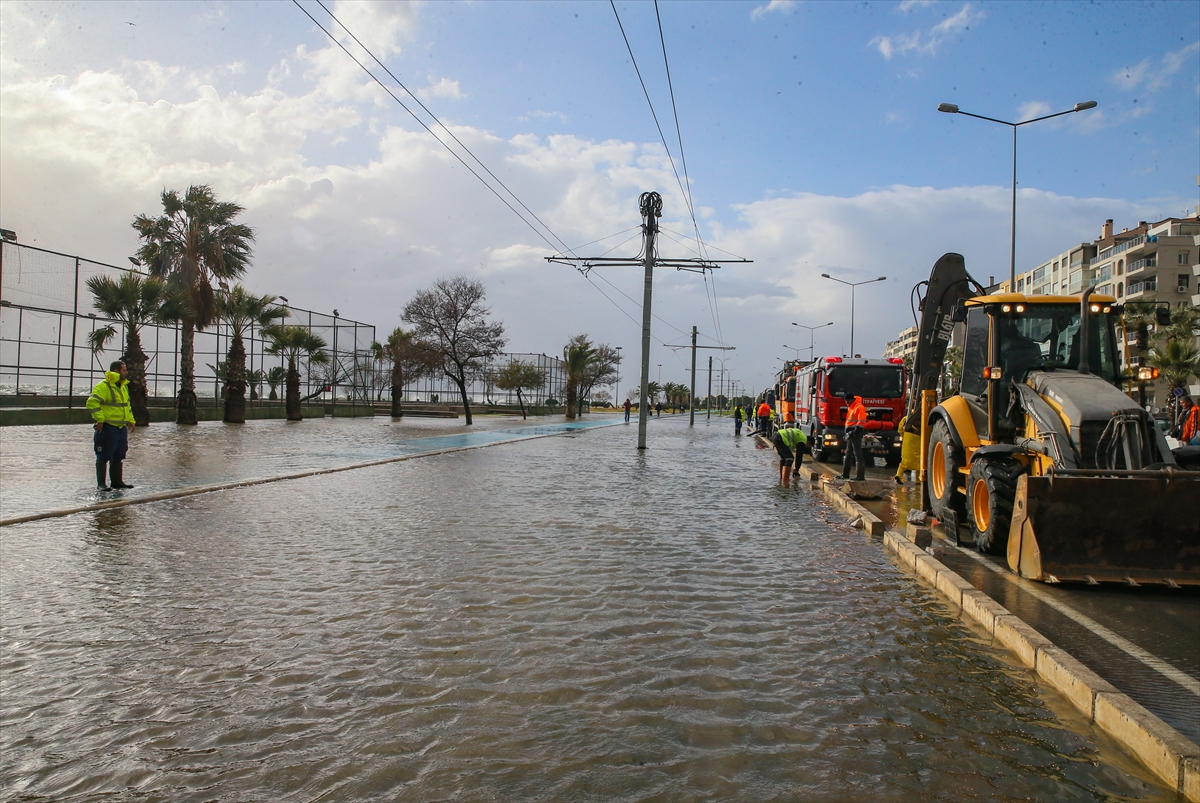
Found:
[0,416,1174,801]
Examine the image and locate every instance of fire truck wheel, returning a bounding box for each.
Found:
[927,419,965,524]
[967,458,1023,555]
[810,429,826,463]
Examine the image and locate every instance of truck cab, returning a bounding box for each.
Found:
[794,356,906,464]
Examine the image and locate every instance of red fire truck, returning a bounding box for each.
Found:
[793,356,906,464]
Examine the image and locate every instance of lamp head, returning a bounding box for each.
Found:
[876,276,887,282]
[1074,100,1097,111]
[938,103,959,114]
[820,273,831,279]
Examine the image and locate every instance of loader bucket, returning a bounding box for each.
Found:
[1008,472,1200,585]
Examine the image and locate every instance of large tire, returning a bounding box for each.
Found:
[810,426,826,463]
[966,458,1024,555]
[927,418,965,523]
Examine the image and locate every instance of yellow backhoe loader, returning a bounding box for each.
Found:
[905,254,1200,585]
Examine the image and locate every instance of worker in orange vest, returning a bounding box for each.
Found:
[756,399,772,436]
[1181,395,1200,445]
[837,392,868,481]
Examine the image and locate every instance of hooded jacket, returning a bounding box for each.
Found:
[86,371,135,426]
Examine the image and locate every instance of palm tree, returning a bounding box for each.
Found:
[380,326,439,418]
[562,336,597,420]
[263,325,329,421]
[1121,300,1159,351]
[247,369,265,401]
[1147,338,1200,394]
[133,185,255,425]
[646,381,662,406]
[85,272,174,427]
[266,366,286,401]
[215,286,287,423]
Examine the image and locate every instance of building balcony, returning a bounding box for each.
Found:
[1126,255,1156,274]
[1126,278,1157,298]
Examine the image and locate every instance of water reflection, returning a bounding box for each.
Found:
[0,418,1173,801]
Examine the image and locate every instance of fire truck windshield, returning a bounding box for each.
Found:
[827,366,904,399]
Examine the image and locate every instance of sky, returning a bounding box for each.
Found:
[2,0,1198,398]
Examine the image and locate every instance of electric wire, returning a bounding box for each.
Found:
[296,1,690,342]
[310,0,581,260]
[292,1,564,258]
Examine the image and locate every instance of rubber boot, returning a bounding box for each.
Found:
[96,460,110,491]
[110,460,134,489]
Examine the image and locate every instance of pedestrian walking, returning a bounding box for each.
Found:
[894,414,921,484]
[655,401,663,417]
[1181,395,1200,446]
[772,424,808,484]
[733,404,743,435]
[624,397,632,423]
[837,392,867,482]
[87,360,136,490]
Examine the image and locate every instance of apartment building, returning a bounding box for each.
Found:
[883,326,918,364]
[1000,240,1098,296]
[1089,216,1199,306]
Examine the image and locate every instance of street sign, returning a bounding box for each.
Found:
[1174,387,1185,397]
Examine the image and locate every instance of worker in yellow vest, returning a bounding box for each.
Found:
[86,360,136,490]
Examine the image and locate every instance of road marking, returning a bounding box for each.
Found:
[954,546,1200,698]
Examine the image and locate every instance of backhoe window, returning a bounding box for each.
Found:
[997,305,1119,383]
[960,308,989,397]
[826,366,904,399]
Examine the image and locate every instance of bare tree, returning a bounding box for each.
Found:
[402,276,506,425]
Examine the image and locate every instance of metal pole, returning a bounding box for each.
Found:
[637,192,660,450]
[689,325,697,426]
[1010,125,1018,288]
[706,355,712,420]
[68,256,80,406]
[850,285,856,357]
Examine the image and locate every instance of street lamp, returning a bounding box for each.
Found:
[791,321,834,361]
[783,344,802,360]
[820,275,886,358]
[937,99,1097,288]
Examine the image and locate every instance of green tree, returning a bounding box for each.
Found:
[133,185,255,425]
[579,343,619,416]
[85,271,175,427]
[562,335,597,419]
[379,326,440,418]
[1146,338,1200,397]
[215,285,287,423]
[263,325,329,421]
[402,277,506,426]
[247,369,265,401]
[495,359,546,419]
[942,346,963,397]
[646,381,662,406]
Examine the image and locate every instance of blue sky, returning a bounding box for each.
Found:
[2,0,1197,394]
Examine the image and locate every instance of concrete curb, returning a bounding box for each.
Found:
[807,469,1200,800]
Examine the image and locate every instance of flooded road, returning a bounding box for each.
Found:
[0,417,1174,801]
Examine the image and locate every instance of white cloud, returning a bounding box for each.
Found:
[0,35,1181,384]
[1110,40,1199,93]
[417,76,465,101]
[869,2,982,60]
[897,0,934,13]
[519,110,570,124]
[1016,100,1051,123]
[751,0,797,22]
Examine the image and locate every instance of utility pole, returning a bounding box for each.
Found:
[546,192,750,448]
[689,326,697,426]
[636,193,660,448]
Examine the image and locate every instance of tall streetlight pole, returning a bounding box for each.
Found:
[937,99,1097,288]
[791,321,833,361]
[820,275,886,358]
[782,344,802,360]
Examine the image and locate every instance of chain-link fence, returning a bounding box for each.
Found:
[2,241,581,410]
[1,241,375,406]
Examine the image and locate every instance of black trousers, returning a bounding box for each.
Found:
[842,428,865,480]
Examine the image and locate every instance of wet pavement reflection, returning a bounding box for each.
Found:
[0,417,1176,801]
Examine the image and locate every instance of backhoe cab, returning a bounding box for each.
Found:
[911,254,1199,586]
